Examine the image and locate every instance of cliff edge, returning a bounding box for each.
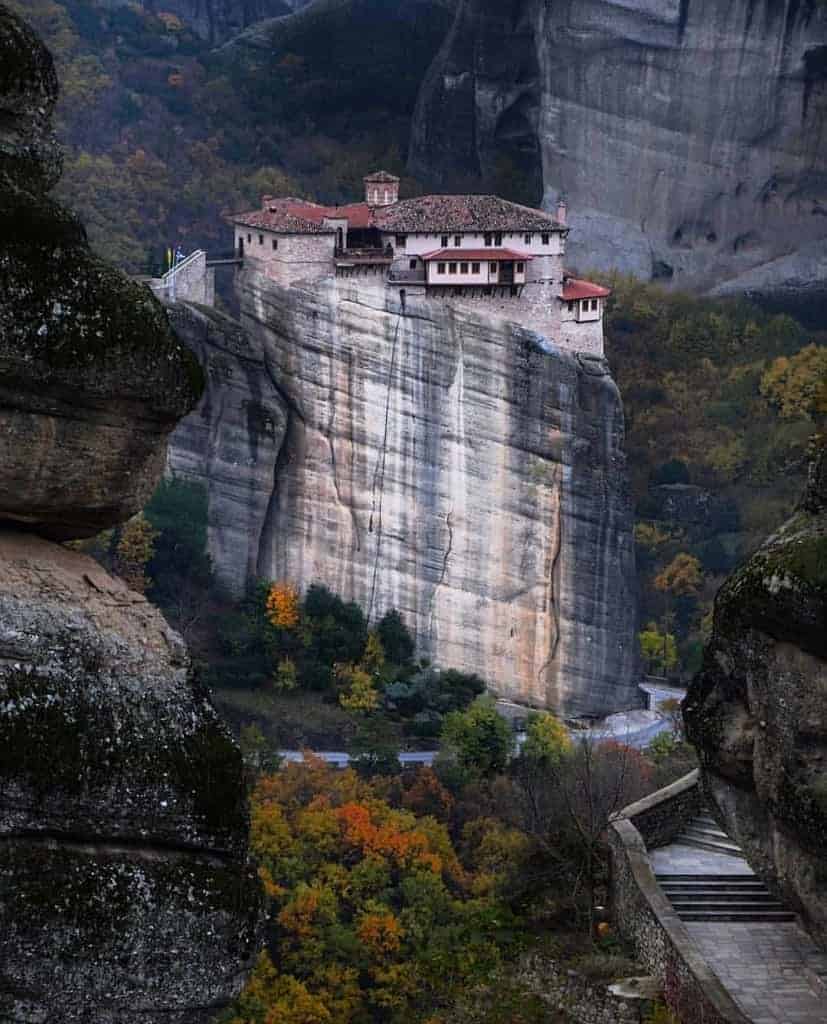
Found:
[169,271,639,716]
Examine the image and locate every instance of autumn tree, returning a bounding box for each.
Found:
[224,759,516,1024]
[112,513,157,593]
[266,582,300,630]
[654,553,703,597]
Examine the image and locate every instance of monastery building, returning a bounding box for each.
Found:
[232,171,610,355]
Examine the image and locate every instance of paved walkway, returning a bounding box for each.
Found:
[651,840,827,1023]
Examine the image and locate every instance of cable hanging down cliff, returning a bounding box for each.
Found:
[367,307,403,624]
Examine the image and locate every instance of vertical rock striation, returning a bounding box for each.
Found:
[0,5,261,1018]
[179,270,639,716]
[410,0,827,295]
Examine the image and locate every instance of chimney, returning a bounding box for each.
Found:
[556,195,567,226]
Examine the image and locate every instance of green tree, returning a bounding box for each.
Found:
[442,697,514,778]
[639,623,678,676]
[522,711,572,765]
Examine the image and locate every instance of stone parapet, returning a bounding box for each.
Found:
[609,772,750,1024]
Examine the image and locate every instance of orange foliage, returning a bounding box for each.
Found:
[356,912,403,955]
[266,581,300,629]
[336,802,440,872]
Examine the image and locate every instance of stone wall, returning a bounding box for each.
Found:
[238,233,335,287]
[608,772,750,1024]
[148,251,214,306]
[518,954,658,1024]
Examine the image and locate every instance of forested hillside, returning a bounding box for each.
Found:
[605,278,827,679]
[9,0,453,270]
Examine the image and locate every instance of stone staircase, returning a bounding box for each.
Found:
[657,874,796,922]
[655,811,796,923]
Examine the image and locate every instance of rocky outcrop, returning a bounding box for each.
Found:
[0,533,261,1022]
[684,445,827,947]
[409,0,827,296]
[170,270,639,716]
[0,4,202,542]
[165,302,289,594]
[0,6,260,1019]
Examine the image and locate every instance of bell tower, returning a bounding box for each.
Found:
[364,170,400,207]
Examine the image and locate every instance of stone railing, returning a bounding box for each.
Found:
[609,771,750,1024]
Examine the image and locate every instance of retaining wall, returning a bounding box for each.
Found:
[609,771,750,1024]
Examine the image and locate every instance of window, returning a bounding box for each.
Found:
[524,233,532,245]
[542,233,550,245]
[449,262,457,274]
[395,234,407,249]
[454,235,462,247]
[484,233,493,247]
[517,262,524,273]
[383,189,389,203]
[490,262,498,273]
[471,262,480,274]
[441,235,449,248]
[409,258,417,270]
[581,301,589,314]
[591,299,599,311]
[460,262,468,274]
[259,234,264,245]
[567,301,574,312]
[272,238,278,250]
[494,232,503,245]
[247,233,251,244]
[437,262,446,274]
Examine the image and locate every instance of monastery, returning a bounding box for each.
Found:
[231,171,610,355]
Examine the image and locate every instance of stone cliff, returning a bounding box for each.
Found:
[409,0,827,297]
[0,5,260,1019]
[169,271,639,716]
[684,445,827,947]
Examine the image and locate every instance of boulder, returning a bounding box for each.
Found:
[684,445,827,946]
[0,3,203,542]
[0,532,261,1021]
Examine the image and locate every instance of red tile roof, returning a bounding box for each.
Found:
[561,278,611,300]
[374,194,565,233]
[421,248,533,261]
[233,199,376,232]
[232,199,335,234]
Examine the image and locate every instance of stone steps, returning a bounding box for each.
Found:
[673,813,745,858]
[658,869,796,923]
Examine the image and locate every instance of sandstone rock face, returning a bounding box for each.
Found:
[684,447,827,947]
[171,270,639,715]
[409,0,827,296]
[0,3,202,542]
[0,7,260,1019]
[165,302,289,595]
[0,532,261,1022]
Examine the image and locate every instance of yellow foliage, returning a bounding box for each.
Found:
[157,11,184,30]
[760,344,827,419]
[336,664,380,713]
[113,513,157,593]
[362,631,385,673]
[266,582,300,629]
[634,522,671,552]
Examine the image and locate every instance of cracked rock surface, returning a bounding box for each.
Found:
[170,271,639,716]
[0,6,260,1019]
[0,2,203,542]
[685,446,827,947]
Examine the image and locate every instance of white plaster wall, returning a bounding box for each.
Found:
[380,230,565,258]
